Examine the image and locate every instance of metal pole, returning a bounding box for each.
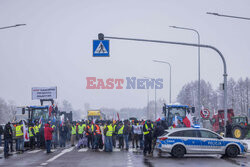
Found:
[155,87,157,120]
[101,33,228,134]
[0,24,26,30]
[207,12,250,21]
[169,26,201,121]
[153,60,172,104]
[147,88,149,119]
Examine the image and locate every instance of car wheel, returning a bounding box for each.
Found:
[226,145,239,158]
[232,126,244,139]
[171,145,185,158]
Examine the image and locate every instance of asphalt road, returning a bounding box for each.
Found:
[0,146,249,167]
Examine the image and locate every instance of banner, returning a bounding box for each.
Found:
[32,87,57,100]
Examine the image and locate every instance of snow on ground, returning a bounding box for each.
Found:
[242,139,250,152]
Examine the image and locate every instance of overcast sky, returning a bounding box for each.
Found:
[0,0,250,110]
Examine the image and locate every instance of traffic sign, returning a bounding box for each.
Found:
[93,40,110,57]
[200,108,210,119]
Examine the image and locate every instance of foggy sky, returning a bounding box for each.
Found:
[0,0,250,110]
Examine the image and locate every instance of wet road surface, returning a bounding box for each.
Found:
[0,146,249,167]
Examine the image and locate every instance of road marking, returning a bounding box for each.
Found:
[40,163,48,166]
[78,148,88,152]
[46,147,74,163]
[28,150,41,153]
[113,148,121,152]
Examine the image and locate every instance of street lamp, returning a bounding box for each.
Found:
[169,26,201,118]
[152,60,172,104]
[144,77,157,120]
[0,24,26,30]
[99,33,228,135]
[207,12,250,21]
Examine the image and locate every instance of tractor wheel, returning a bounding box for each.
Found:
[232,126,245,139]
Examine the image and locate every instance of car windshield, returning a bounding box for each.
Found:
[168,107,186,120]
[233,117,247,123]
[32,108,49,121]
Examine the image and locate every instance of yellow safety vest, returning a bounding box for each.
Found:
[113,125,117,133]
[106,125,113,136]
[143,123,153,135]
[34,125,39,134]
[29,127,34,137]
[78,124,84,134]
[118,125,124,135]
[16,125,23,137]
[72,126,76,135]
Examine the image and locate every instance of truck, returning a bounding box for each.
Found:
[87,110,106,120]
[162,104,195,128]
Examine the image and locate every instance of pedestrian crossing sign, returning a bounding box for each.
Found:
[93,40,110,57]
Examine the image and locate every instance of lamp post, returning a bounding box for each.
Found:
[169,26,201,118]
[144,77,157,120]
[207,12,250,21]
[152,60,172,104]
[0,24,26,30]
[99,33,228,135]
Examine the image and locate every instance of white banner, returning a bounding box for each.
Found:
[32,87,57,100]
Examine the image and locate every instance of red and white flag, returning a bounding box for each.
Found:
[22,121,29,142]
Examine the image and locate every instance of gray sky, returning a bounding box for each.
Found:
[0,0,250,110]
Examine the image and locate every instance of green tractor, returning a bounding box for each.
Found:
[231,116,250,139]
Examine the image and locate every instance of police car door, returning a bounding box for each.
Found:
[199,130,223,153]
[181,130,201,153]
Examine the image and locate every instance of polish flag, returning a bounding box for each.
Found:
[183,112,193,127]
[39,116,43,124]
[173,115,178,128]
[23,120,29,142]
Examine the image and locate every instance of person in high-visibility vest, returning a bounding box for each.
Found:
[93,120,102,150]
[34,121,41,148]
[16,121,24,152]
[29,123,36,150]
[112,121,117,148]
[143,120,154,156]
[71,122,77,146]
[78,122,85,139]
[85,121,92,148]
[104,120,113,152]
[117,121,124,149]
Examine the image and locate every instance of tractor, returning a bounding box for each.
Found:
[230,116,250,139]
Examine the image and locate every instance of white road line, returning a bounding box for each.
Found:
[46,147,74,163]
[113,148,121,152]
[40,163,48,166]
[78,148,88,152]
[28,150,41,153]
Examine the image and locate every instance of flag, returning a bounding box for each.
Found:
[183,112,193,127]
[173,115,178,128]
[39,116,43,124]
[117,113,120,121]
[60,115,64,127]
[23,120,29,142]
[49,106,53,117]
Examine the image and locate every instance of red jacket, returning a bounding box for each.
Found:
[44,124,54,141]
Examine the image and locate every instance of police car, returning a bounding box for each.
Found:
[156,127,248,158]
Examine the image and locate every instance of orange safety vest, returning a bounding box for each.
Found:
[94,125,101,135]
[86,125,91,136]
